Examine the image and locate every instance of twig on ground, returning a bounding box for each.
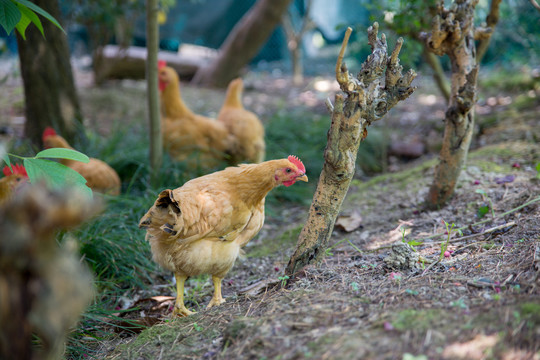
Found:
[420,258,441,276]
[430,221,516,245]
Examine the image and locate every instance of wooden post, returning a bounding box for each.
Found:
[146,0,162,185]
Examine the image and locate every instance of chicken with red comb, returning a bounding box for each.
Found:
[139,156,308,316]
[157,63,235,167]
[0,164,28,203]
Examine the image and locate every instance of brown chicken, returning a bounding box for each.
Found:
[0,164,28,203]
[158,61,234,166]
[139,155,308,316]
[218,78,265,164]
[42,128,121,195]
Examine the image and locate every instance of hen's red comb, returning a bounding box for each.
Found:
[288,155,305,173]
[158,60,167,69]
[3,164,27,177]
[42,127,57,141]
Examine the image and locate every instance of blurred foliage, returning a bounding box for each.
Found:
[479,0,540,66]
[345,0,540,69]
[60,0,176,50]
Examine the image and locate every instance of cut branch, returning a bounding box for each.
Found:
[286,24,416,276]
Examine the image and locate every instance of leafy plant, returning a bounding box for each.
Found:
[2,148,93,198]
[401,227,423,251]
[475,189,495,218]
[278,275,290,288]
[0,0,64,39]
[439,220,455,261]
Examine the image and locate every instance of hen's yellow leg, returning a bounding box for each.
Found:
[207,275,226,308]
[172,273,195,316]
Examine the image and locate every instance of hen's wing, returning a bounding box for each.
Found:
[234,199,265,247]
[139,184,254,248]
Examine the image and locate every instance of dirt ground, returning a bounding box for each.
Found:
[2,58,539,360]
[96,72,538,359]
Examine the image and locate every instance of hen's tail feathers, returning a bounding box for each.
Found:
[139,190,182,241]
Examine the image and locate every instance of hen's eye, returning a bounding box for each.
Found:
[286,168,292,173]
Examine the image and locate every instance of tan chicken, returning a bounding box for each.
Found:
[139,155,308,316]
[218,78,265,164]
[0,164,28,204]
[158,61,235,166]
[42,128,121,195]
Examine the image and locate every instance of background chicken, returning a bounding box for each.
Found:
[139,155,308,316]
[42,127,121,195]
[0,164,28,204]
[218,78,265,164]
[158,61,235,166]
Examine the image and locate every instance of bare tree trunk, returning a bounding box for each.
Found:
[16,0,82,148]
[422,47,450,102]
[286,24,416,276]
[192,0,293,88]
[146,0,162,185]
[476,0,502,63]
[421,0,491,208]
[282,0,315,86]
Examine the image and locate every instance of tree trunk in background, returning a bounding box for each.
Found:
[422,47,450,102]
[146,0,162,185]
[421,0,489,209]
[192,0,293,88]
[282,0,315,86]
[476,0,502,63]
[16,0,82,148]
[286,25,416,276]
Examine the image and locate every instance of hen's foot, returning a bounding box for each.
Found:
[207,297,226,309]
[172,304,196,317]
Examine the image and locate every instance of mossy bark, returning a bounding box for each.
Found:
[286,24,416,276]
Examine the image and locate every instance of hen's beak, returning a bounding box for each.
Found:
[297,174,308,182]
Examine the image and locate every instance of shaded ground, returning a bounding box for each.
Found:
[1,59,539,360]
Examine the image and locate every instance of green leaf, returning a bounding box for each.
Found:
[536,162,540,178]
[407,240,423,246]
[0,0,21,34]
[23,158,93,199]
[14,9,29,39]
[16,2,43,38]
[477,205,489,219]
[475,189,486,196]
[1,153,12,172]
[13,0,64,33]
[35,148,90,163]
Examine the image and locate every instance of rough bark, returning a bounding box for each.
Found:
[192,0,293,88]
[286,24,416,276]
[146,0,162,185]
[16,0,83,148]
[421,0,488,208]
